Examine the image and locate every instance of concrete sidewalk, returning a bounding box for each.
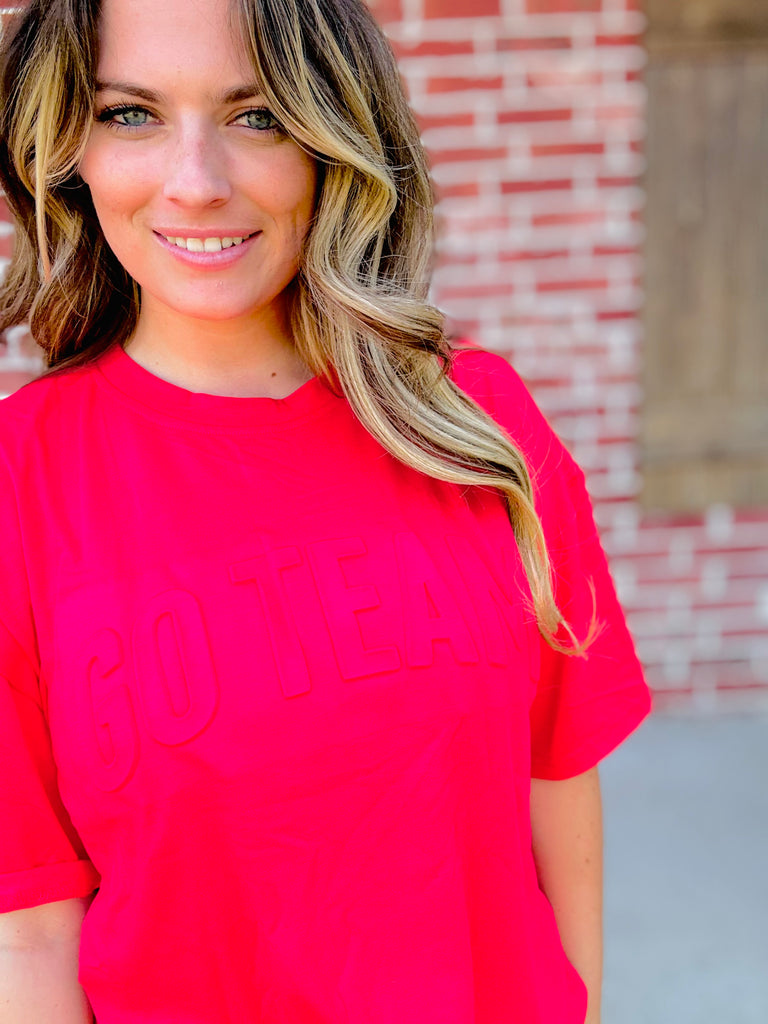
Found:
[600,713,768,1024]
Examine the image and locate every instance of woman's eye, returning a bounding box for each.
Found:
[96,105,155,129]
[237,108,280,132]
[118,108,151,127]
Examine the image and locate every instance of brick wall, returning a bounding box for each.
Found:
[1,0,766,711]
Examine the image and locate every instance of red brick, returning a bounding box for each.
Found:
[596,310,637,321]
[532,210,603,227]
[597,175,639,188]
[397,40,476,58]
[418,111,475,132]
[367,0,402,24]
[498,37,572,51]
[596,105,642,121]
[0,236,15,259]
[502,178,573,194]
[425,0,500,15]
[438,217,511,236]
[441,282,513,299]
[536,278,608,292]
[444,319,484,341]
[434,182,481,199]
[499,108,573,124]
[596,34,642,47]
[734,510,768,525]
[428,75,503,94]
[437,252,480,268]
[500,248,570,261]
[592,244,637,257]
[717,680,768,695]
[527,70,602,89]
[531,141,604,158]
[431,146,507,164]
[526,0,600,11]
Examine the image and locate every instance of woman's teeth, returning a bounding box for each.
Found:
[163,235,249,252]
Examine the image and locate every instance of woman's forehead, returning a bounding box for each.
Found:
[95,0,253,79]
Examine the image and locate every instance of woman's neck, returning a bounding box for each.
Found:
[123,301,313,399]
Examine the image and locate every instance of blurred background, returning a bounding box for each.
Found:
[1,0,766,1019]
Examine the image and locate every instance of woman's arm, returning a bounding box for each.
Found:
[530,765,603,1024]
[0,896,94,1023]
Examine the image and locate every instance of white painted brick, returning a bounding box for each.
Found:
[699,557,729,601]
[434,252,639,287]
[385,11,646,44]
[626,585,765,614]
[705,504,735,545]
[410,86,644,119]
[400,0,422,29]
[638,635,764,665]
[0,325,41,373]
[603,506,641,547]
[694,615,723,660]
[611,560,638,604]
[752,647,768,682]
[399,54,509,77]
[661,645,692,685]
[620,522,768,558]
[499,0,526,18]
[691,681,720,714]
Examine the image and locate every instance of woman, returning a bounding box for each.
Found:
[0,0,650,1021]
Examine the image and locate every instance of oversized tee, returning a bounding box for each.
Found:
[0,342,651,1023]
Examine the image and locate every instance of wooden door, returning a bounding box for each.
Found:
[641,0,768,510]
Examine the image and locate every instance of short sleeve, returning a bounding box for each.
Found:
[451,346,652,780]
[0,431,100,912]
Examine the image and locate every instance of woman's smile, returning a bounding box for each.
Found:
[156,231,258,253]
[153,228,262,266]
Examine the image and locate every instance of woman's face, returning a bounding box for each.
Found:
[78,0,317,329]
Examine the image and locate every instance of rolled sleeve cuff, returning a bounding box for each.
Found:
[0,859,101,913]
[531,680,652,780]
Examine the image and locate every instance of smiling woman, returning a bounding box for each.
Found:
[0,1,650,1022]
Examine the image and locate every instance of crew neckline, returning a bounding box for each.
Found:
[95,341,339,429]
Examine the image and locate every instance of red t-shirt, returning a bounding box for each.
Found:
[0,343,650,1023]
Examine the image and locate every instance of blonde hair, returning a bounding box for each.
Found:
[0,0,592,653]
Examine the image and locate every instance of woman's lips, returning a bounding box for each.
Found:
[153,229,261,266]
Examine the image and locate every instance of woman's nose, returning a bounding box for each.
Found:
[162,126,232,208]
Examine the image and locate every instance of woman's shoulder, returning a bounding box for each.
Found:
[448,340,567,474]
[0,359,97,465]
[448,340,526,399]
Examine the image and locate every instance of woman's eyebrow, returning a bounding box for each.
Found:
[219,85,264,104]
[94,81,264,104]
[95,81,159,102]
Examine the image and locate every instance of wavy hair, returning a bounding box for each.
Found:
[0,0,592,653]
